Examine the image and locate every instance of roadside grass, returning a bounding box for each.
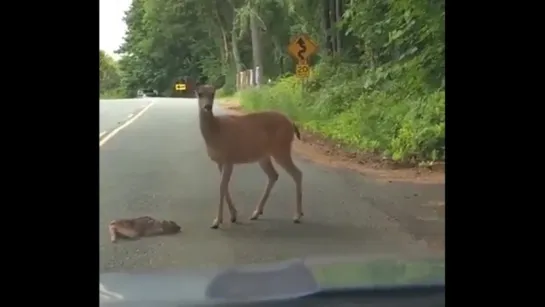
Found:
[237,60,444,164]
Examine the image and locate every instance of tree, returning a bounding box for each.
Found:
[99,50,121,95]
[114,0,445,161]
[116,0,444,100]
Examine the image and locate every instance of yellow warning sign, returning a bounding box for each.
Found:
[295,64,310,79]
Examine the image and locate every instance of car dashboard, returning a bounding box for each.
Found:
[100,257,445,307]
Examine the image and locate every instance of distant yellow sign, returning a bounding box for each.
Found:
[295,64,310,79]
[175,83,186,91]
[288,34,318,63]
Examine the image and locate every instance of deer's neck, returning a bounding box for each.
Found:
[199,110,220,142]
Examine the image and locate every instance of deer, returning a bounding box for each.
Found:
[108,216,181,243]
[196,84,304,229]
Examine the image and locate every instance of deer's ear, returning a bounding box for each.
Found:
[197,76,208,86]
[195,84,203,94]
[211,75,225,89]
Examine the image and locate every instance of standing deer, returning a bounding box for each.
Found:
[197,84,304,229]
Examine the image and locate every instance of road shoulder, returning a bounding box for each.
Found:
[219,98,445,251]
[218,98,444,185]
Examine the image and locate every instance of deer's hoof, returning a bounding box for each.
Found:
[293,214,303,224]
[230,216,237,223]
[249,210,262,220]
[211,219,222,229]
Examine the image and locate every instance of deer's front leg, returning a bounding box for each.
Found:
[212,163,234,229]
[217,163,237,223]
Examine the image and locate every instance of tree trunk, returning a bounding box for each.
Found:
[323,0,333,55]
[214,4,230,73]
[249,9,263,86]
[335,0,341,54]
[231,25,242,91]
[219,27,230,68]
[226,0,241,73]
[231,26,242,73]
[212,0,234,77]
[329,0,337,55]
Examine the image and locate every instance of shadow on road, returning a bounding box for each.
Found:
[218,219,374,243]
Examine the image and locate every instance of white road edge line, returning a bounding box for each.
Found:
[99,102,156,148]
[99,131,107,138]
[127,113,134,119]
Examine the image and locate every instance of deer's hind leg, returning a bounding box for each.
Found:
[109,222,139,243]
[250,157,279,220]
[108,223,118,243]
[217,163,238,223]
[272,151,303,223]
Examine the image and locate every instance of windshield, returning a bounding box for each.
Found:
[99,0,445,302]
[101,256,444,305]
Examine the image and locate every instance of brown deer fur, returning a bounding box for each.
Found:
[108,216,181,243]
[196,84,303,229]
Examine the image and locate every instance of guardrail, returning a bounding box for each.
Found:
[235,66,263,91]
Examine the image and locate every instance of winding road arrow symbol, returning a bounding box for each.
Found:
[296,38,307,60]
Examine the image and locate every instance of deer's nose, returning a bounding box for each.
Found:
[203,105,212,111]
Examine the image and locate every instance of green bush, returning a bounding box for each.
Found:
[100,88,125,99]
[216,87,236,98]
[239,60,445,163]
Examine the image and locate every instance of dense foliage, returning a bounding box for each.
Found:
[99,50,123,98]
[115,0,445,162]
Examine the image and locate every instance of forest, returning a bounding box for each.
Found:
[99,0,444,163]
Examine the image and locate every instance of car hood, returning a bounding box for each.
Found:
[100,255,445,306]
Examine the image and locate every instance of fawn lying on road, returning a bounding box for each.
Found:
[197,84,303,229]
[108,216,181,243]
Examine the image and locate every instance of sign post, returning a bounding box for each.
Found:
[287,34,318,92]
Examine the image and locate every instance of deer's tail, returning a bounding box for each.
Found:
[293,123,301,140]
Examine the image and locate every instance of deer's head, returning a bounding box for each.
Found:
[196,84,216,112]
[161,220,181,233]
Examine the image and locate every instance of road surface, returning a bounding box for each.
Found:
[99,98,445,273]
[100,98,153,136]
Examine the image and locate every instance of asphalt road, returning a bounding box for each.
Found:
[99,98,445,273]
[99,98,153,135]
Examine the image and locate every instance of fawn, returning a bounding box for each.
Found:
[108,216,181,242]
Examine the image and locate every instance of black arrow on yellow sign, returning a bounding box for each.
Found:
[296,38,306,60]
